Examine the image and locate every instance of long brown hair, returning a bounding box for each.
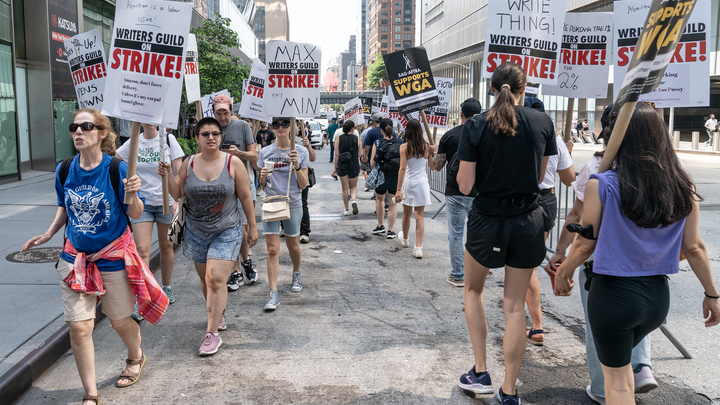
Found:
[72,108,117,155]
[404,119,426,158]
[487,62,526,136]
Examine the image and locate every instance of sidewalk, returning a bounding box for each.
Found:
[9,150,716,405]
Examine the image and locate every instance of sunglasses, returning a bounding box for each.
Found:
[69,122,102,132]
[200,131,222,138]
[272,121,291,129]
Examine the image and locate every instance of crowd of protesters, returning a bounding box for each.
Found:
[21,61,720,405]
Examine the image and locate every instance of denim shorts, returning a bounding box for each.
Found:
[262,206,303,237]
[131,204,172,225]
[183,220,243,264]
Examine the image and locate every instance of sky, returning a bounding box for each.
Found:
[286,0,362,82]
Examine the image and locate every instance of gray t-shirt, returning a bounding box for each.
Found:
[258,143,310,208]
[222,119,256,199]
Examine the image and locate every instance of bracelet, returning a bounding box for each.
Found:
[705,292,720,299]
[294,166,302,172]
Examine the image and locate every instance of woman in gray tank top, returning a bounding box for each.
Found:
[159,117,258,356]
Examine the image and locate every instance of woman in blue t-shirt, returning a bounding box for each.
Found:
[554,103,720,404]
[21,108,146,405]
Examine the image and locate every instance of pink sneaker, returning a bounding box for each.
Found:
[199,332,222,356]
[218,316,227,331]
[634,366,658,393]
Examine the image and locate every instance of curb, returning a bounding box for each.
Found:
[0,245,171,405]
[675,149,720,156]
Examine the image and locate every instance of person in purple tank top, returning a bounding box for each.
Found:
[554,103,720,405]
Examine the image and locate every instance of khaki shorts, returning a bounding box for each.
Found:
[57,259,135,322]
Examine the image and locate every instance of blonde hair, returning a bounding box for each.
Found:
[72,108,117,155]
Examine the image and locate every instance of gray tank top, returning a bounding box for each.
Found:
[185,154,241,233]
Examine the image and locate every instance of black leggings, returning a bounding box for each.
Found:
[587,273,670,368]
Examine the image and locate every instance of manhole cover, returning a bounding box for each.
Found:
[6,248,63,263]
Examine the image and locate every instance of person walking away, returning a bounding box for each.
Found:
[116,123,184,311]
[159,117,258,355]
[22,108,168,405]
[455,62,556,405]
[326,117,339,162]
[257,117,310,310]
[704,114,716,147]
[332,120,362,215]
[395,119,436,258]
[256,121,276,148]
[370,119,402,238]
[211,95,259,291]
[553,103,720,404]
[362,113,389,189]
[298,123,316,243]
[432,98,482,286]
[360,118,378,189]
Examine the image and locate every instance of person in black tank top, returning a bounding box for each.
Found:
[332,120,362,215]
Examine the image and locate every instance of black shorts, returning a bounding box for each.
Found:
[465,206,545,269]
[540,191,557,232]
[375,174,397,195]
[587,273,669,368]
[337,165,359,179]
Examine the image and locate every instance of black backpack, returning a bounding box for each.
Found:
[377,138,401,175]
[58,155,131,228]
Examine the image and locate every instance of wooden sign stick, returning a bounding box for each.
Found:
[161,174,170,214]
[598,101,637,173]
[432,127,437,144]
[564,98,575,143]
[124,121,142,203]
[299,119,305,139]
[290,118,296,150]
[195,100,203,118]
[419,110,435,145]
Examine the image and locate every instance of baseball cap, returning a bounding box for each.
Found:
[331,117,337,121]
[272,117,293,123]
[523,96,545,112]
[460,98,482,118]
[371,112,383,122]
[212,94,232,112]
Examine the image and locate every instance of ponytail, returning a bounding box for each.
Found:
[486,62,526,136]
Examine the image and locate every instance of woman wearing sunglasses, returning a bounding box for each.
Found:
[158,117,258,356]
[256,117,310,311]
[21,109,167,405]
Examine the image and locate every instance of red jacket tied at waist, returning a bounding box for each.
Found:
[62,226,169,325]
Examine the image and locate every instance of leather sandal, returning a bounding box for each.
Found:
[82,394,102,405]
[526,328,545,346]
[116,349,147,388]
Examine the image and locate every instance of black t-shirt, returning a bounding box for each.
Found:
[437,124,464,196]
[256,129,276,147]
[457,106,557,208]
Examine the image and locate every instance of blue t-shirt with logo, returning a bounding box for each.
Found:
[56,154,138,271]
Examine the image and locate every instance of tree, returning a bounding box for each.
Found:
[366,53,388,89]
[324,71,339,91]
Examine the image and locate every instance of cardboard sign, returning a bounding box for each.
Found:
[184,33,200,102]
[388,101,409,129]
[200,89,231,119]
[423,77,453,128]
[361,97,373,122]
[482,0,566,85]
[613,0,708,107]
[343,97,363,125]
[543,13,613,98]
[102,0,192,127]
[383,47,440,114]
[239,59,272,123]
[380,95,389,115]
[64,29,107,110]
[265,41,322,117]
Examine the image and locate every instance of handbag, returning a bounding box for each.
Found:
[307,167,316,188]
[167,155,194,244]
[262,164,293,222]
[365,164,385,189]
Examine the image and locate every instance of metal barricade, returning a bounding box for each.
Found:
[545,175,576,255]
[426,163,447,218]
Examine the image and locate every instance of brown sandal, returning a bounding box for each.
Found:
[115,350,147,388]
[82,394,102,405]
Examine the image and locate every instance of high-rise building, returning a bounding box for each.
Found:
[254,0,290,63]
[349,35,356,56]
[360,0,368,65]
[367,0,416,63]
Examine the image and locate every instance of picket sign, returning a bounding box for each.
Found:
[239,59,273,123]
[200,89,231,119]
[265,41,322,118]
[64,29,107,110]
[184,34,201,102]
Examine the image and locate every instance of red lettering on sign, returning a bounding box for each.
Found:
[485,53,555,79]
[267,74,321,89]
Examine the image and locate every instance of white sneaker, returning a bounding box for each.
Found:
[351,200,358,215]
[343,210,350,216]
[398,231,410,248]
[586,385,606,404]
[413,246,423,258]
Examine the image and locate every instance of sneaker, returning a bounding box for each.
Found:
[299,234,310,244]
[291,271,303,292]
[413,246,423,258]
[398,231,410,248]
[364,187,370,192]
[242,259,258,284]
[372,225,386,235]
[386,230,397,239]
[458,366,494,394]
[131,302,144,322]
[227,270,244,291]
[198,331,222,356]
[264,290,280,311]
[447,276,464,287]
[218,316,227,331]
[585,385,606,404]
[343,209,350,216]
[351,200,358,215]
[279,228,285,237]
[496,387,521,404]
[162,286,175,304]
[370,194,376,200]
[634,366,658,393]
